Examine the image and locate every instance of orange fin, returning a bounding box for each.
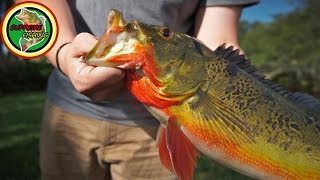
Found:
[167,118,199,180]
[157,126,174,172]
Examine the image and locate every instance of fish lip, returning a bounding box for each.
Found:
[85,30,119,67]
[85,9,138,68]
[85,28,140,68]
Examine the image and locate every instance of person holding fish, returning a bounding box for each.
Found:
[15,0,259,179]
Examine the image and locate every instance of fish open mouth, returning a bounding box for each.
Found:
[85,8,143,68]
[85,29,139,67]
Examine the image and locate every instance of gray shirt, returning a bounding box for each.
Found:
[48,0,259,126]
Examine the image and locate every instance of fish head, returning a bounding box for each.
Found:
[85,9,193,82]
[16,8,29,22]
[16,8,37,24]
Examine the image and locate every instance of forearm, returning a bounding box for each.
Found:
[13,1,125,101]
[195,6,242,51]
[15,0,77,69]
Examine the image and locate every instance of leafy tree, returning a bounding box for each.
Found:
[240,0,320,96]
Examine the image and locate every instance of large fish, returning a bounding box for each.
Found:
[86,9,320,180]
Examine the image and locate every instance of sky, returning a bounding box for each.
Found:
[241,0,297,23]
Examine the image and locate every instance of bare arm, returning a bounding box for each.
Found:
[195,6,243,51]
[15,0,125,101]
[15,0,76,67]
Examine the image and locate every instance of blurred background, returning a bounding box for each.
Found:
[0,0,319,179]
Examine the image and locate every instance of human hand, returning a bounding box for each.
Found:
[58,33,126,101]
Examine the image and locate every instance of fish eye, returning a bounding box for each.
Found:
[160,28,173,39]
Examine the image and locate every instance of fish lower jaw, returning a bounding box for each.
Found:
[86,57,119,67]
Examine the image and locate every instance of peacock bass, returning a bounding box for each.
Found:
[85,9,320,180]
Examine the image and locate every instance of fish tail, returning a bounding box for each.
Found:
[20,38,35,52]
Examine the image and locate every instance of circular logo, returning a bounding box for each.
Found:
[0,2,58,59]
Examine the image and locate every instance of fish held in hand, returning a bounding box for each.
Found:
[86,9,320,180]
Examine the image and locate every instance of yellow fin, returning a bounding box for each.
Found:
[187,88,255,145]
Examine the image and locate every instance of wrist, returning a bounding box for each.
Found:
[56,42,72,76]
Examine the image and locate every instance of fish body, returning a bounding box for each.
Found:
[15,8,46,51]
[86,9,320,180]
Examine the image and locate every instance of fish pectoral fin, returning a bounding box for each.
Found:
[188,89,255,145]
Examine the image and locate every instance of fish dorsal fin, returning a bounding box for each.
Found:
[284,92,320,114]
[213,44,320,114]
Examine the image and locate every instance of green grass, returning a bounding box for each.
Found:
[195,155,252,180]
[0,91,251,180]
[0,92,45,180]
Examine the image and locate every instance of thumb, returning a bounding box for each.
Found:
[71,32,98,56]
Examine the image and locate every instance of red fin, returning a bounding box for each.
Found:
[157,126,174,172]
[167,118,199,180]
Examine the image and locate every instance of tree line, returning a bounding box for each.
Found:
[239,0,320,97]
